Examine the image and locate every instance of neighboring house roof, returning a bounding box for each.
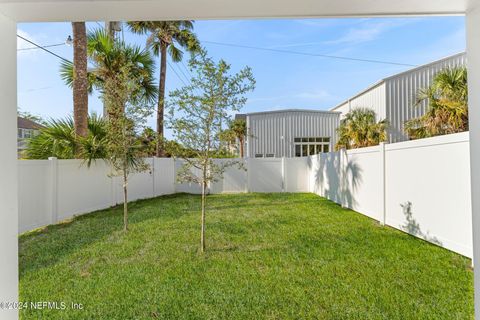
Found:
[329,52,466,112]
[18,116,44,130]
[235,114,247,121]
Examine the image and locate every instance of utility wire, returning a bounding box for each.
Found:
[17,34,71,63]
[202,40,417,67]
[167,60,188,86]
[18,42,66,51]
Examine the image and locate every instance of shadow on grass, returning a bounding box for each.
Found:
[19,193,198,277]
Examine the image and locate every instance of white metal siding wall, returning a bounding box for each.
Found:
[247,111,340,158]
[344,83,387,121]
[385,53,467,142]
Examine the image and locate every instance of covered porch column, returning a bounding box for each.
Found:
[467,4,480,319]
[0,11,18,320]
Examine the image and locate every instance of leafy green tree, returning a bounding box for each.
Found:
[168,49,255,252]
[336,108,388,150]
[103,62,153,232]
[127,21,200,157]
[405,67,468,139]
[24,114,107,163]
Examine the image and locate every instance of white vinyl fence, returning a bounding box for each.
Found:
[308,132,472,258]
[18,157,308,234]
[18,132,473,258]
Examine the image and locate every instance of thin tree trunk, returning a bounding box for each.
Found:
[239,137,244,158]
[200,181,206,253]
[123,171,128,232]
[72,22,88,140]
[156,42,168,157]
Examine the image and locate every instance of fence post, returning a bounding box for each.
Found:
[339,148,347,207]
[379,142,387,225]
[246,158,251,193]
[151,157,156,197]
[48,157,58,224]
[281,157,286,192]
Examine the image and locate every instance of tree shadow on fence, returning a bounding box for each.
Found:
[400,201,442,246]
[307,152,363,210]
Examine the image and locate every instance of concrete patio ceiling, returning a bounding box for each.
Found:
[0,0,475,22]
[1,0,480,319]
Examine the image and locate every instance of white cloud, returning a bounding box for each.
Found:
[323,19,411,46]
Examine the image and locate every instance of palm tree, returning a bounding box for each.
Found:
[60,29,157,109]
[335,108,388,150]
[127,21,200,157]
[405,67,468,139]
[71,22,89,139]
[24,114,107,163]
[220,119,247,157]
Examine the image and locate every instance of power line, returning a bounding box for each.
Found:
[17,34,71,63]
[18,42,66,51]
[201,40,417,67]
[167,60,188,86]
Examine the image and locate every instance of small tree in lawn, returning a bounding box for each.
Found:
[103,64,153,232]
[168,49,255,252]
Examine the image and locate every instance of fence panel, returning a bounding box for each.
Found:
[248,158,283,192]
[284,157,309,192]
[385,133,472,257]
[18,160,52,233]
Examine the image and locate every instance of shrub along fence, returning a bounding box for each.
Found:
[18,132,472,258]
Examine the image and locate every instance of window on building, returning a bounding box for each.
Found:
[294,137,331,157]
[18,128,35,139]
[265,154,275,158]
[255,154,264,158]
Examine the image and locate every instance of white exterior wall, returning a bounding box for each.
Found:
[466,8,480,319]
[385,53,467,142]
[0,12,18,319]
[246,110,340,158]
[309,132,472,258]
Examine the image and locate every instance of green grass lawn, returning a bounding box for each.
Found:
[19,193,473,319]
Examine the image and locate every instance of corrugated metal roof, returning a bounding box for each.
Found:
[242,109,340,116]
[330,52,466,112]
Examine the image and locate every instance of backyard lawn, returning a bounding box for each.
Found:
[19,193,473,319]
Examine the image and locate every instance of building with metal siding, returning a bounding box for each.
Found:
[241,109,340,158]
[331,52,467,142]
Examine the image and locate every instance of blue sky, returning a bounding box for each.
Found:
[18,17,465,137]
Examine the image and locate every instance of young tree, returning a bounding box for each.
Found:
[168,49,255,252]
[103,64,153,232]
[335,108,388,150]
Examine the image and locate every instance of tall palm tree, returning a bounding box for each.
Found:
[127,21,200,157]
[335,108,388,150]
[71,22,89,139]
[405,67,468,139]
[60,29,157,109]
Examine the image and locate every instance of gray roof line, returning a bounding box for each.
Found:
[242,109,341,116]
[330,51,466,111]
